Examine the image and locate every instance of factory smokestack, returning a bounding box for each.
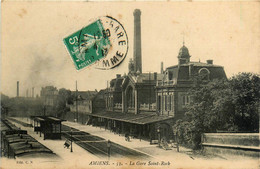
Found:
[32,87,34,98]
[161,62,164,74]
[133,9,142,73]
[26,89,28,98]
[17,81,19,97]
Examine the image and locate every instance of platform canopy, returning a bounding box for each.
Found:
[88,112,174,125]
[31,116,65,123]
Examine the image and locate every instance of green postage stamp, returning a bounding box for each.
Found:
[64,16,128,70]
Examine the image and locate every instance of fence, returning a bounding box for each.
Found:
[140,103,156,111]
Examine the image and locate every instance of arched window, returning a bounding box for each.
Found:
[198,68,210,80]
[126,86,135,108]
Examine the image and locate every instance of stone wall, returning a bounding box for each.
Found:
[202,133,259,158]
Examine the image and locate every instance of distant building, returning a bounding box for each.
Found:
[71,90,97,100]
[40,86,59,107]
[40,86,59,116]
[69,90,106,124]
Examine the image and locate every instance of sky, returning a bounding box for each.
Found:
[1,1,260,97]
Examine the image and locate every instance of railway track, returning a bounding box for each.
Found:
[4,118,152,159]
[6,117,32,127]
[61,125,152,159]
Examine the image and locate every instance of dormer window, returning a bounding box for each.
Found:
[164,71,168,81]
[168,71,173,80]
[199,68,210,80]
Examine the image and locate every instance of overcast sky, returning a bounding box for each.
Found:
[1,1,260,97]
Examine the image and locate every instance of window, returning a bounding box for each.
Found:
[172,95,175,113]
[162,95,164,112]
[164,95,167,111]
[187,96,190,104]
[167,95,171,111]
[182,95,190,105]
[158,95,161,112]
[52,124,60,133]
[126,86,134,108]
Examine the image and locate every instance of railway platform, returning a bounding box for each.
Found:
[62,121,193,161]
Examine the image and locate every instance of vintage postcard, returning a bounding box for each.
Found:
[1,1,259,169]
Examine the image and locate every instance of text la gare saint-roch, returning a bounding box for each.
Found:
[129,161,171,166]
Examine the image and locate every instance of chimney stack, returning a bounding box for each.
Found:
[116,74,121,78]
[17,81,19,97]
[32,87,34,98]
[26,89,28,97]
[154,72,157,81]
[133,9,142,73]
[161,62,164,74]
[207,60,213,64]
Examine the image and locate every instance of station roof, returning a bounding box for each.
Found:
[1,119,20,130]
[88,112,173,125]
[1,120,28,135]
[31,116,65,122]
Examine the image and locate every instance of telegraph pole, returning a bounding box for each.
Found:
[106,80,109,110]
[149,72,151,111]
[44,93,46,116]
[76,81,78,123]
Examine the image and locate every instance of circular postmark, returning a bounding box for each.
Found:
[95,16,128,70]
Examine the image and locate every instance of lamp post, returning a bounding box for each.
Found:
[70,127,73,152]
[174,130,179,152]
[176,131,179,152]
[43,93,47,116]
[107,140,111,159]
[43,105,46,116]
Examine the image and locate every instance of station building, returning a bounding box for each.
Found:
[87,9,174,142]
[40,86,59,116]
[69,90,106,124]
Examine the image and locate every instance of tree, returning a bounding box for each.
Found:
[174,72,260,149]
[229,73,260,132]
[1,93,10,117]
